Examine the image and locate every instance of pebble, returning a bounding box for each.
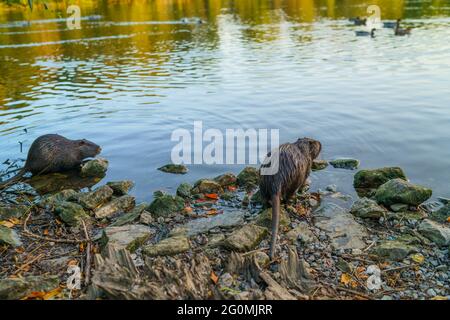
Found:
[426,288,437,297]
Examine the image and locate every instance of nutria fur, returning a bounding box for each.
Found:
[0,134,101,190]
[259,137,322,259]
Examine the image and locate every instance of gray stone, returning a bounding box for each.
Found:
[54,201,90,227]
[350,197,387,219]
[109,203,149,227]
[285,222,316,244]
[78,185,114,210]
[430,203,450,223]
[183,209,245,236]
[101,224,155,252]
[0,225,22,247]
[142,235,190,256]
[139,211,154,225]
[373,240,418,261]
[106,180,135,195]
[313,203,369,250]
[0,275,60,300]
[80,158,109,177]
[375,179,432,207]
[39,189,78,208]
[418,219,450,247]
[329,158,359,170]
[390,203,409,212]
[94,195,135,219]
[222,224,268,252]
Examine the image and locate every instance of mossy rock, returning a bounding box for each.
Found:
[354,167,407,189]
[54,201,90,227]
[80,158,109,178]
[106,180,135,195]
[373,240,418,261]
[374,178,432,207]
[329,158,359,170]
[213,173,237,187]
[312,159,328,171]
[237,167,260,190]
[148,193,185,218]
[192,179,223,195]
[222,224,268,252]
[142,235,190,256]
[157,164,188,174]
[0,205,29,220]
[255,207,290,228]
[176,182,192,199]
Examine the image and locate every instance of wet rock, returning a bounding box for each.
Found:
[255,207,290,229]
[0,225,22,247]
[39,256,71,270]
[94,195,135,219]
[78,185,114,210]
[207,234,226,248]
[106,180,134,195]
[157,164,188,174]
[219,273,235,288]
[0,275,60,300]
[329,158,359,170]
[286,222,316,244]
[222,224,268,252]
[336,258,352,273]
[430,204,450,223]
[237,167,260,190]
[0,205,28,220]
[390,203,409,212]
[421,201,444,214]
[325,184,337,192]
[110,203,148,227]
[214,173,237,187]
[350,198,387,219]
[40,189,78,208]
[54,201,90,227]
[353,167,406,189]
[312,159,328,171]
[418,219,450,247]
[373,240,418,261]
[142,235,190,256]
[437,197,450,205]
[176,182,192,199]
[183,209,245,236]
[191,179,223,195]
[375,178,432,207]
[101,224,155,252]
[147,193,184,218]
[313,203,369,250]
[254,252,270,266]
[80,158,109,177]
[139,211,154,225]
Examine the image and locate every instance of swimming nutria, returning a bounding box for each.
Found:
[0,134,101,190]
[259,138,322,259]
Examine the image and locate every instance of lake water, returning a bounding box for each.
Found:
[1,0,450,202]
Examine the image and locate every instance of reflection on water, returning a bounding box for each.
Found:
[1,0,450,201]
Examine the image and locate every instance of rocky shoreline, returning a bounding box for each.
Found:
[0,158,449,300]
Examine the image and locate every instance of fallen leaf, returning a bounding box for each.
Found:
[431,296,448,300]
[206,209,218,216]
[42,287,62,300]
[8,217,20,225]
[183,206,193,213]
[68,259,78,266]
[43,229,49,236]
[446,216,450,223]
[210,271,219,284]
[341,273,358,288]
[205,193,219,200]
[0,220,14,228]
[227,186,237,192]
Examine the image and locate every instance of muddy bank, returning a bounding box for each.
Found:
[0,158,449,300]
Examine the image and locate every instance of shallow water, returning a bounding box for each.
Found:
[1,0,450,201]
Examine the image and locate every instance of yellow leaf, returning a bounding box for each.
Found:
[43,287,62,300]
[8,218,20,225]
[0,220,14,228]
[411,253,425,264]
[340,273,352,285]
[446,216,450,223]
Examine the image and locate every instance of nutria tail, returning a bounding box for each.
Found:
[0,168,26,191]
[269,192,281,260]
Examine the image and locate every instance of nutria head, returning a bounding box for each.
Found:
[76,139,101,159]
[295,137,322,160]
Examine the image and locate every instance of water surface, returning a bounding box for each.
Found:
[1,0,450,201]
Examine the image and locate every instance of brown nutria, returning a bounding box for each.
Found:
[259,137,322,259]
[0,134,101,190]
